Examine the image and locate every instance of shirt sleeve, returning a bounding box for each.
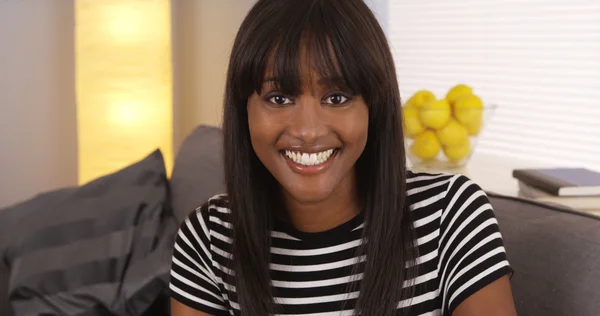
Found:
[438,174,514,314]
[169,205,229,315]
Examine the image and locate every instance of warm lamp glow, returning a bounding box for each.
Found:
[75,0,173,184]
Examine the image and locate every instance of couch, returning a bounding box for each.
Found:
[1,125,599,315]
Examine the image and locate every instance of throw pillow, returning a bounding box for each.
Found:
[1,149,177,316]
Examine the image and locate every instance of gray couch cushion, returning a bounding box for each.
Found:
[488,193,600,316]
[171,125,225,224]
[0,188,77,316]
[0,150,177,316]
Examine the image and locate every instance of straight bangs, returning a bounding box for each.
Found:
[230,0,392,117]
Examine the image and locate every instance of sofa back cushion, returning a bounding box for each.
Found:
[170,125,225,224]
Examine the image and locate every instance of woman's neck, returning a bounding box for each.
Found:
[281,171,361,233]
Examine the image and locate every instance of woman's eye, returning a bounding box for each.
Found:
[268,95,293,105]
[323,94,349,105]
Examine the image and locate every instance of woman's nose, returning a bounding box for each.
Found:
[287,97,328,144]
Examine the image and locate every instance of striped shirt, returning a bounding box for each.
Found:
[169,172,513,315]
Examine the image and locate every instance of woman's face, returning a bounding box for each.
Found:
[247,64,369,205]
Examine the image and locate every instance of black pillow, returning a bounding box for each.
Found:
[1,149,177,316]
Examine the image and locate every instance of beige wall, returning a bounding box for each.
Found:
[171,0,255,151]
[0,1,78,208]
[0,0,257,207]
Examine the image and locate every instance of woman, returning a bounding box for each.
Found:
[169,0,517,315]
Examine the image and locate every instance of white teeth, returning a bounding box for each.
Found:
[302,153,309,163]
[284,149,336,166]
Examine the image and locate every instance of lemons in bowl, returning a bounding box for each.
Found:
[419,99,451,129]
[403,84,495,168]
[409,130,441,160]
[436,119,468,148]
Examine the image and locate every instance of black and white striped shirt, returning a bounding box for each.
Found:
[169,172,513,315]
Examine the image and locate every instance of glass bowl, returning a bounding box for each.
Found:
[403,104,497,171]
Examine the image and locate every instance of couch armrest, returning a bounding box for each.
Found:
[488,193,600,316]
[0,260,11,316]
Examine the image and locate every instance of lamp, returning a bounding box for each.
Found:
[75,0,173,184]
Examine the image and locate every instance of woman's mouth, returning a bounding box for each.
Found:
[282,149,337,166]
[280,148,339,175]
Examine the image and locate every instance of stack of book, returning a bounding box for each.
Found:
[512,167,600,215]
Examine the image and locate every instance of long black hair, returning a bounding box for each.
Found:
[222,0,418,315]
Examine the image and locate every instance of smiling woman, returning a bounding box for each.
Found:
[247,70,369,214]
[168,1,517,315]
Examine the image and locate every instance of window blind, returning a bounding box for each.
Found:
[385,0,600,170]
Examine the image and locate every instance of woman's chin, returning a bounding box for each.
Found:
[285,186,335,205]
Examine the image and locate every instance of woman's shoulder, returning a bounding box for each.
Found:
[407,170,498,242]
[406,170,457,203]
[409,172,512,313]
[176,194,233,253]
[407,170,457,186]
[407,169,484,193]
[204,193,231,212]
[406,170,490,215]
[192,193,230,214]
[180,194,231,227]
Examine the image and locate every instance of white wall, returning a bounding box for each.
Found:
[364,0,389,33]
[171,0,256,151]
[387,0,600,171]
[0,0,78,208]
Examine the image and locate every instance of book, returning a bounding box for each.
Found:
[512,167,600,196]
[518,181,600,211]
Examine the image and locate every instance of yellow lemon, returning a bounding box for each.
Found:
[404,97,417,109]
[403,106,425,138]
[436,119,469,147]
[464,119,482,136]
[453,94,483,126]
[419,99,451,129]
[445,84,473,105]
[406,90,436,108]
[443,139,472,163]
[410,130,441,160]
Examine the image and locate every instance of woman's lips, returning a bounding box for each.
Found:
[281,149,339,175]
